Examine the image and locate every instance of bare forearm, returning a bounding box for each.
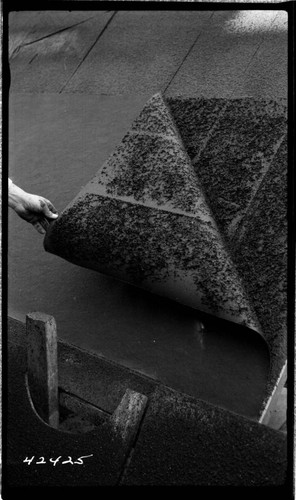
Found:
[8,179,28,210]
[8,178,58,234]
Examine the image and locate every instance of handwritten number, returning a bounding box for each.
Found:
[74,454,94,465]
[62,456,74,465]
[23,454,94,465]
[49,456,62,466]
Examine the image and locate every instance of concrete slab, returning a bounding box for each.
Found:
[9,11,41,57]
[9,11,104,58]
[121,385,287,486]
[9,12,114,93]
[64,10,213,95]
[166,10,286,99]
[239,29,287,100]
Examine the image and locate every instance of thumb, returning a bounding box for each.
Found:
[40,199,58,219]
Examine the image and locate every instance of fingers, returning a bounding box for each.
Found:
[39,218,50,231]
[32,217,51,235]
[32,221,46,235]
[39,198,58,219]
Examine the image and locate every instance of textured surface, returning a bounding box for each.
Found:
[6,328,147,487]
[6,319,288,489]
[121,385,287,486]
[9,10,287,99]
[64,11,213,95]
[9,11,114,93]
[166,10,287,100]
[44,93,287,410]
[7,350,132,487]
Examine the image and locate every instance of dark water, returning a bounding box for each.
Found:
[8,93,270,419]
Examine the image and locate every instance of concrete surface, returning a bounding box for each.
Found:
[9,11,115,93]
[8,11,103,58]
[5,318,289,489]
[166,10,287,100]
[121,385,287,486]
[64,11,214,95]
[9,10,287,99]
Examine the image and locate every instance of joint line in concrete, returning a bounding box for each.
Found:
[163,11,215,95]
[58,11,117,94]
[9,15,101,60]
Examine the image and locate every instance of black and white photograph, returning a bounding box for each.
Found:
[2,0,293,494]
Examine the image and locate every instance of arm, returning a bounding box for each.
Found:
[8,178,58,234]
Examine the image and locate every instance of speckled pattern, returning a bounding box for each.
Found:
[233,139,287,393]
[44,93,287,409]
[121,385,287,486]
[168,97,287,238]
[166,95,287,399]
[7,322,287,488]
[45,194,260,330]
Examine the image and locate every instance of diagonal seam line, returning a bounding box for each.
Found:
[74,188,204,219]
[59,11,117,94]
[191,101,229,166]
[230,133,287,248]
[10,14,101,59]
[241,10,286,77]
[163,11,215,94]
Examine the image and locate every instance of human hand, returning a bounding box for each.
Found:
[9,180,58,234]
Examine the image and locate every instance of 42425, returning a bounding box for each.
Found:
[23,455,94,466]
